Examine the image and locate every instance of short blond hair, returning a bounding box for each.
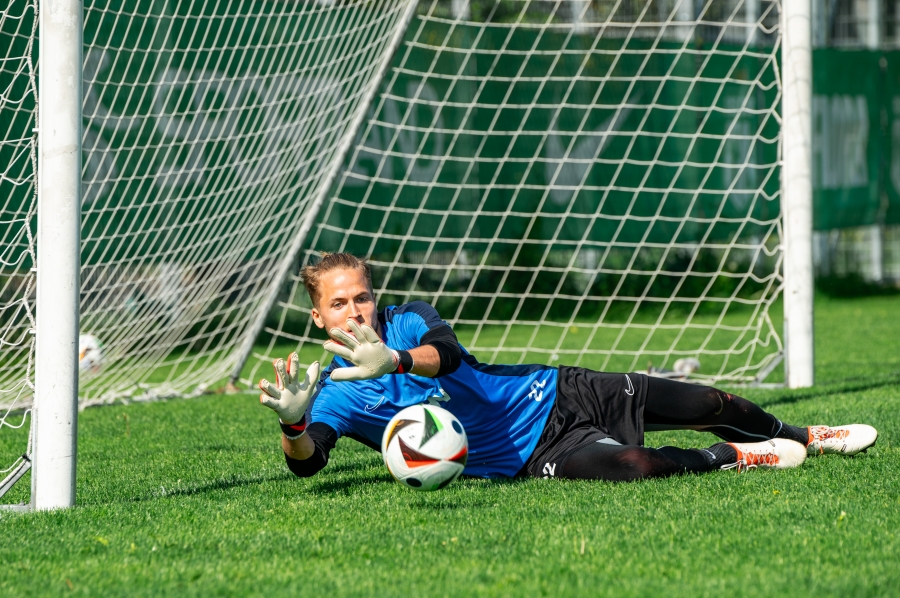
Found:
[300,252,372,307]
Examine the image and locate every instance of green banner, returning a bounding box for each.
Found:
[811,48,900,230]
[883,52,900,226]
[811,49,881,230]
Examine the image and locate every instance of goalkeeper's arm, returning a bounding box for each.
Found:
[258,353,331,477]
[282,422,336,478]
[324,320,462,381]
[402,324,462,378]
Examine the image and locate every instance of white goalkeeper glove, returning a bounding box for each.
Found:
[258,352,320,426]
[323,319,400,382]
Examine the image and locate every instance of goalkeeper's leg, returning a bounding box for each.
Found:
[643,377,810,445]
[560,441,714,481]
[559,438,807,481]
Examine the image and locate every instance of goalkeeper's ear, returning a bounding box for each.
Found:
[311,307,324,329]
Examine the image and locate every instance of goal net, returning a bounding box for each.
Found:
[2,0,788,505]
[247,0,785,388]
[75,0,416,405]
[0,0,38,505]
[1,0,417,505]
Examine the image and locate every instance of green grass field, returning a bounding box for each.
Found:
[1,295,898,596]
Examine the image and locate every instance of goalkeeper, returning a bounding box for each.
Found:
[258,253,877,481]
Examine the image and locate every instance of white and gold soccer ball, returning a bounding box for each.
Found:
[381,404,467,491]
[78,334,104,372]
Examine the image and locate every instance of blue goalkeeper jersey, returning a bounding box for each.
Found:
[308,301,557,478]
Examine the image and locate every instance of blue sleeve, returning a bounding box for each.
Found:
[387,301,448,347]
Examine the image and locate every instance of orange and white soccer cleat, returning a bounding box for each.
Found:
[721,439,807,472]
[806,425,878,456]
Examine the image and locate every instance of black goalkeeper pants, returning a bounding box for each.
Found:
[524,370,808,481]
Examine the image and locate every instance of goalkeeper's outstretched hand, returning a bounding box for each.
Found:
[323,319,398,382]
[258,352,320,425]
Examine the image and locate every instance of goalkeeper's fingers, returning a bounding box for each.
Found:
[259,393,278,411]
[302,360,320,390]
[258,378,282,400]
[273,358,289,388]
[287,352,300,384]
[329,366,369,382]
[259,380,281,413]
[323,340,354,361]
[358,321,382,345]
[347,319,380,345]
[329,326,360,349]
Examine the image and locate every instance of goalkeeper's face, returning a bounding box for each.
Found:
[310,267,380,339]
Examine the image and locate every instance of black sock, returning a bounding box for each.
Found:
[773,421,809,445]
[656,446,716,473]
[700,443,739,468]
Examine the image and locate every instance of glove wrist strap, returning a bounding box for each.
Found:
[279,415,307,440]
[391,349,414,374]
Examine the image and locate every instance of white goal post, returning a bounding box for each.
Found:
[781,0,814,388]
[31,0,83,511]
[1,0,814,511]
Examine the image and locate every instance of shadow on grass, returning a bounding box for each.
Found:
[303,472,394,495]
[303,468,533,497]
[759,372,900,408]
[320,461,379,475]
[128,462,392,502]
[121,471,296,503]
[404,496,511,510]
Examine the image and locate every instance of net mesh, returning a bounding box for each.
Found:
[0,0,38,504]
[2,0,788,503]
[75,0,413,404]
[247,0,785,387]
[0,0,415,503]
[0,0,38,506]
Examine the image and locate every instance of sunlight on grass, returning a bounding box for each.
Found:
[0,296,897,596]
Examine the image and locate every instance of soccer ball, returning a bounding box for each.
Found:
[673,357,701,375]
[381,404,468,491]
[79,334,104,372]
